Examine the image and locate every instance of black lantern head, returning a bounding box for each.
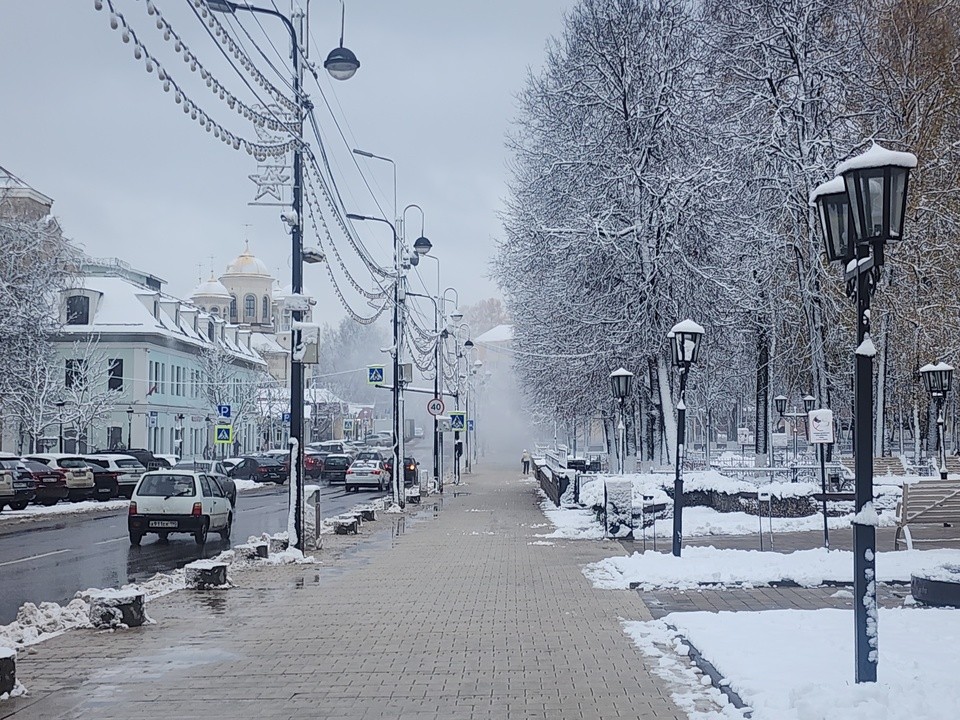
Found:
[810,176,854,264]
[835,143,916,244]
[324,46,361,81]
[609,367,634,401]
[919,362,954,399]
[774,395,788,416]
[668,319,705,368]
[803,394,816,413]
[413,236,432,256]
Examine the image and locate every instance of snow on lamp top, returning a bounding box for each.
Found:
[609,367,634,400]
[668,319,705,367]
[919,361,954,397]
[834,143,917,175]
[809,176,846,205]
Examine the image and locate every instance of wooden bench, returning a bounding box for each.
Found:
[895,479,960,550]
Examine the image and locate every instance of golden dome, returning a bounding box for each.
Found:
[223,241,271,277]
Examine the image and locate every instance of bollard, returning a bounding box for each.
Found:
[0,647,15,695]
[88,589,147,629]
[184,560,229,589]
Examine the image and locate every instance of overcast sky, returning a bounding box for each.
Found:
[0,0,571,323]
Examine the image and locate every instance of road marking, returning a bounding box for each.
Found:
[0,549,71,568]
[94,538,126,546]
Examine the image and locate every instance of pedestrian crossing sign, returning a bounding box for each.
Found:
[214,425,233,445]
[343,418,354,432]
[367,365,384,384]
[449,411,466,431]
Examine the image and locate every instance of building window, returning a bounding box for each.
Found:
[280,309,291,332]
[65,359,87,389]
[244,294,256,320]
[230,296,238,323]
[208,322,215,341]
[210,306,219,317]
[108,359,123,391]
[66,295,89,325]
[262,296,270,323]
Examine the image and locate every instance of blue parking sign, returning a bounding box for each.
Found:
[217,404,231,419]
[282,412,291,424]
[468,419,475,432]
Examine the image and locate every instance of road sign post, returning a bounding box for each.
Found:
[427,398,445,416]
[809,409,835,549]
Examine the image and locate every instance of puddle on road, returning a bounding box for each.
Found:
[198,593,228,614]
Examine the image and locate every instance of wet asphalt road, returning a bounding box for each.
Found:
[0,483,388,624]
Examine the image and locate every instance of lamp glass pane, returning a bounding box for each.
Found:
[845,174,864,241]
[889,167,907,239]
[858,170,885,239]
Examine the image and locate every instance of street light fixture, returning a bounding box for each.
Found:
[413,236,432,256]
[774,394,788,417]
[209,0,360,549]
[668,319,704,558]
[803,394,817,413]
[126,406,134,449]
[609,368,634,475]
[55,401,66,453]
[812,142,917,684]
[919,361,954,481]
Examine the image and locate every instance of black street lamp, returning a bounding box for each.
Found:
[668,319,704,557]
[126,406,134,449]
[209,0,359,550]
[55,401,66,453]
[609,368,634,475]
[812,142,917,684]
[919,361,953,480]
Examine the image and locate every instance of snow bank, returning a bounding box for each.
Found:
[584,546,960,590]
[537,499,604,540]
[628,607,959,720]
[0,499,128,523]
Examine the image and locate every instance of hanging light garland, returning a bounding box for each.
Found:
[96,0,297,160]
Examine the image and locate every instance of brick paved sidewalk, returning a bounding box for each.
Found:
[2,468,682,720]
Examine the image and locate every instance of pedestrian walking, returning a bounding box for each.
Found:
[521,449,531,475]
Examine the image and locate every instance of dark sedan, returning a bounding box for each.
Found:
[383,456,420,487]
[229,456,287,485]
[319,454,351,484]
[16,459,68,506]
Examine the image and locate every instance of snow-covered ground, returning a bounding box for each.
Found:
[584,546,960,590]
[626,607,960,720]
[538,497,895,542]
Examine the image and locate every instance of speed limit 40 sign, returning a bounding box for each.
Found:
[427,398,445,416]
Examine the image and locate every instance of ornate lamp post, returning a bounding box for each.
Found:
[812,142,917,684]
[668,319,704,557]
[919,362,953,480]
[609,368,634,475]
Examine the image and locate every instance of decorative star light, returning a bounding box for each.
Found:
[249,164,289,202]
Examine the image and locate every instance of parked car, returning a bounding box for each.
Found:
[127,470,233,546]
[383,456,420,487]
[15,459,68,506]
[304,450,323,479]
[173,459,236,506]
[354,450,386,464]
[345,459,387,493]
[0,457,35,511]
[319,453,351,484]
[228,455,286,485]
[25,454,95,501]
[95,448,171,471]
[222,458,244,474]
[314,440,348,456]
[85,454,146,499]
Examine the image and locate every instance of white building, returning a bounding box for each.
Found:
[55,257,268,457]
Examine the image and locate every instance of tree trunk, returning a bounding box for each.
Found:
[754,327,770,467]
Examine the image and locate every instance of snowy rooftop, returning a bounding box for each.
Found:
[61,274,265,367]
[475,324,514,343]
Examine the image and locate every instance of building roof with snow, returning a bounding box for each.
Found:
[475,324,514,344]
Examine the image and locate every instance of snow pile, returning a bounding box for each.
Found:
[622,620,742,719]
[584,546,960,590]
[0,499,129,523]
[627,607,960,720]
[0,599,91,648]
[233,478,262,492]
[913,563,960,582]
[537,499,604,540]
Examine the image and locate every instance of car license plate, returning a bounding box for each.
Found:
[149,520,178,528]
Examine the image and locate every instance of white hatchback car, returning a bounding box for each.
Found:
[127,470,233,546]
